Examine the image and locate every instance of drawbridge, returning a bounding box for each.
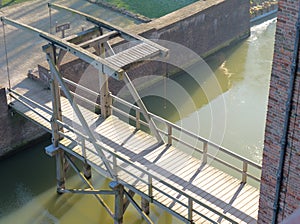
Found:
[1,3,261,224]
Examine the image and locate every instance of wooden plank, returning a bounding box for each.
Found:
[105,43,160,68]
[10,79,260,224]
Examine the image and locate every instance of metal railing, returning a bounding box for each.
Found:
[56,80,262,184]
[110,94,262,184]
[55,119,239,223]
[8,82,261,223]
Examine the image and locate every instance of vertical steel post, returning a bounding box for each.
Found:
[202,142,208,164]
[136,110,140,129]
[110,181,124,224]
[99,40,112,118]
[242,161,248,183]
[167,125,172,145]
[188,197,193,224]
[48,45,65,193]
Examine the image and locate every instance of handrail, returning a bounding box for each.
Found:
[62,78,100,98]
[110,94,262,184]
[60,131,238,223]
[9,86,247,223]
[9,94,51,123]
[8,88,53,114]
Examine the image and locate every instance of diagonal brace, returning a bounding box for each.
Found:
[46,52,116,180]
[64,154,114,218]
[105,42,163,143]
[124,189,154,224]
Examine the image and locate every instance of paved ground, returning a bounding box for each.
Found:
[0,0,138,87]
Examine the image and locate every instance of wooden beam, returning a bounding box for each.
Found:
[48,3,169,57]
[46,51,117,180]
[0,16,124,80]
[78,31,118,48]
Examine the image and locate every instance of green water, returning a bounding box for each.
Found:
[0,19,276,224]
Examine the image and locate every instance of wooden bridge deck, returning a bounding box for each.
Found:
[8,78,260,224]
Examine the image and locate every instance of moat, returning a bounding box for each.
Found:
[0,18,276,224]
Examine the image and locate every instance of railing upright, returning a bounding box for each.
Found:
[136,110,140,129]
[167,125,172,145]
[203,141,208,164]
[188,197,193,223]
[81,137,87,159]
[113,154,118,176]
[242,161,248,183]
[148,175,153,202]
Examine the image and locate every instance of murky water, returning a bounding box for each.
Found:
[0,19,276,224]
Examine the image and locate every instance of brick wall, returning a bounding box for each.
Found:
[39,0,250,96]
[258,0,300,223]
[0,88,48,158]
[133,0,249,58]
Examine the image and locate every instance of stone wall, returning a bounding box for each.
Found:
[258,0,300,223]
[5,0,250,157]
[0,88,48,158]
[39,0,250,96]
[134,0,250,58]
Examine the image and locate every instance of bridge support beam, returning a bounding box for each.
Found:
[141,197,150,215]
[110,181,124,224]
[83,162,92,179]
[98,40,112,119]
[56,150,66,193]
[48,45,66,194]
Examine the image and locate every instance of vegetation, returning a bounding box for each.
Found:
[250,0,276,6]
[101,0,278,19]
[250,0,277,17]
[102,0,198,18]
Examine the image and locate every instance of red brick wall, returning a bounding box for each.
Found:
[258,0,300,223]
[38,0,250,97]
[0,88,47,158]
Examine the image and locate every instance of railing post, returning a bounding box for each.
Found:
[188,197,193,223]
[81,137,86,158]
[113,154,118,177]
[242,161,248,183]
[168,125,172,145]
[148,175,153,203]
[202,142,208,164]
[136,110,140,129]
[81,138,91,179]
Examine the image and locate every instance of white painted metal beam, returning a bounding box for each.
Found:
[0,16,124,80]
[48,3,169,57]
[47,53,117,180]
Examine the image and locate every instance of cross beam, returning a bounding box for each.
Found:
[48,3,169,57]
[0,16,124,80]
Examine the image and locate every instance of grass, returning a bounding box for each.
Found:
[103,0,198,18]
[0,0,32,8]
